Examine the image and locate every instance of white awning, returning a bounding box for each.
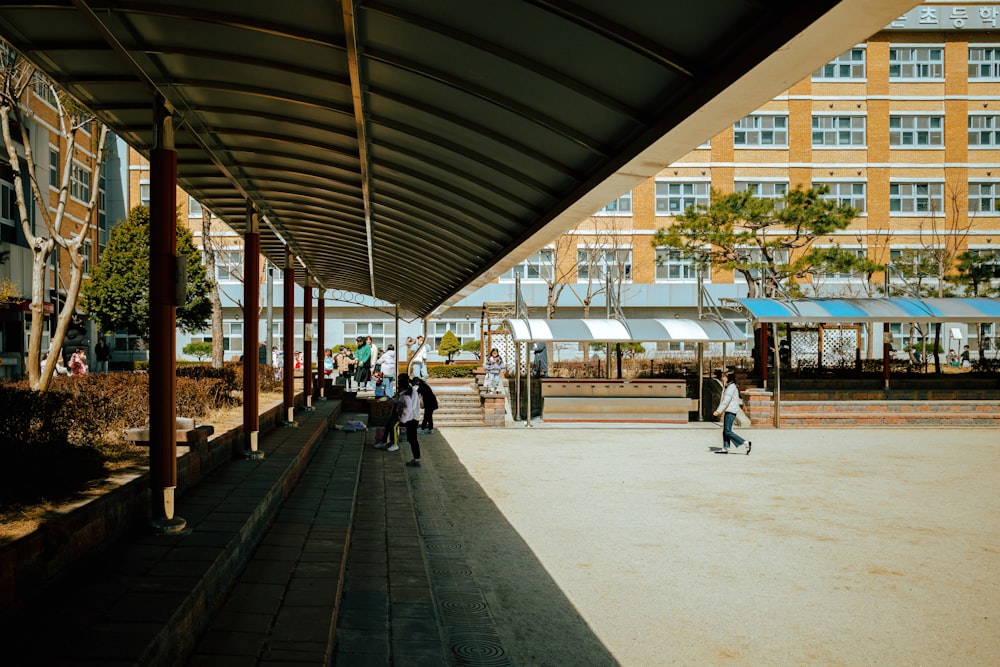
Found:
[504,318,745,343]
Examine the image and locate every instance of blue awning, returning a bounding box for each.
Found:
[724,297,1000,324]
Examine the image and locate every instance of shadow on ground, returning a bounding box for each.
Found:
[409,434,619,666]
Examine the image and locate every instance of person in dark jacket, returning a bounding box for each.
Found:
[413,376,439,434]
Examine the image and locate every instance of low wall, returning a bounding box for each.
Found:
[0,398,291,621]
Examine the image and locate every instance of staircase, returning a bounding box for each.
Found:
[426,378,491,427]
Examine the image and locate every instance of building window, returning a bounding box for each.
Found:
[969,182,1000,214]
[655,248,706,281]
[969,115,1000,147]
[813,181,866,213]
[577,248,633,283]
[216,248,244,281]
[735,181,788,209]
[596,190,632,215]
[0,180,17,229]
[811,115,866,147]
[814,48,866,80]
[889,45,944,80]
[344,321,395,351]
[139,180,150,207]
[223,321,243,352]
[70,163,91,202]
[82,239,92,277]
[889,182,944,214]
[189,196,204,219]
[31,71,58,106]
[431,321,478,351]
[500,249,554,282]
[49,147,59,188]
[734,114,788,147]
[889,115,943,147]
[969,46,1000,79]
[98,171,108,250]
[655,181,710,214]
[821,247,866,279]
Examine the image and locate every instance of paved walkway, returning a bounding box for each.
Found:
[5,408,998,666]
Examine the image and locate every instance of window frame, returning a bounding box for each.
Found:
[968,114,1000,148]
[888,44,945,80]
[969,181,1000,215]
[654,247,708,282]
[69,161,91,203]
[812,180,867,213]
[654,180,710,215]
[889,114,944,148]
[595,190,632,216]
[576,246,633,284]
[811,114,866,147]
[888,181,945,215]
[969,45,1000,80]
[499,249,554,283]
[733,113,788,148]
[813,47,867,80]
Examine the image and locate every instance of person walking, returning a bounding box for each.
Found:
[713,370,751,455]
[354,336,371,391]
[410,335,428,379]
[483,347,506,394]
[395,373,423,467]
[414,376,439,434]
[94,338,111,373]
[375,344,397,397]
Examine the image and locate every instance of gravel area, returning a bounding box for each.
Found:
[423,424,999,666]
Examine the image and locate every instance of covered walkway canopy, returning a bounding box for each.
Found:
[725,297,1000,324]
[0,1,917,317]
[505,317,744,343]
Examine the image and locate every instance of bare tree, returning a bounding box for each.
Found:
[575,215,633,318]
[0,53,108,390]
[200,206,225,368]
[541,235,576,319]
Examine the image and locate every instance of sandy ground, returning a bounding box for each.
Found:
[423,424,1000,666]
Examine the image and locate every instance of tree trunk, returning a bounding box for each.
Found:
[203,211,224,368]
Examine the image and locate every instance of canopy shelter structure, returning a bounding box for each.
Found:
[0,0,918,525]
[724,297,1000,427]
[0,0,917,318]
[726,297,1000,325]
[505,317,744,344]
[504,317,747,423]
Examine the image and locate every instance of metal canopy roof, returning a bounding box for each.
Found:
[0,1,916,317]
[505,317,744,343]
[726,297,1000,324]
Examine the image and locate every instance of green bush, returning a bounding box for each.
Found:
[428,363,477,378]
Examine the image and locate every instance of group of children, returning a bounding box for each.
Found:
[373,373,439,467]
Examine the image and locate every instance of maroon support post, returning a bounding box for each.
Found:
[317,291,326,401]
[282,251,296,423]
[303,273,313,409]
[243,203,261,455]
[760,323,769,389]
[149,102,184,533]
[883,322,891,390]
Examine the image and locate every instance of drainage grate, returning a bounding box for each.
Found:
[408,470,513,666]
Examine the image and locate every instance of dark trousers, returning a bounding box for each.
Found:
[420,409,435,431]
[405,419,420,459]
